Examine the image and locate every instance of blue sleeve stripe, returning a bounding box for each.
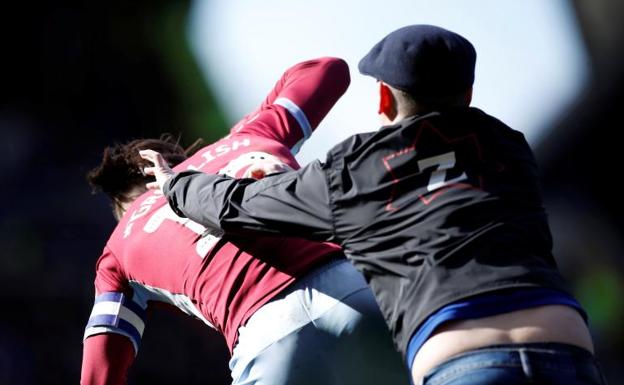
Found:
[84,318,143,354]
[290,138,305,156]
[92,291,147,320]
[88,303,146,332]
[122,297,147,320]
[85,291,147,353]
[95,292,124,303]
[117,319,142,349]
[274,97,312,153]
[86,309,145,336]
[86,314,119,329]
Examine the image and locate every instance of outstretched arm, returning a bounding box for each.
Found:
[161,162,336,242]
[137,57,349,241]
[230,57,350,154]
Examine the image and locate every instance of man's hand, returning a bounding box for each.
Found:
[139,149,175,192]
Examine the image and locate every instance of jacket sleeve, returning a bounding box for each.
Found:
[163,160,336,242]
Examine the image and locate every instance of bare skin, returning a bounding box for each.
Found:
[411,305,593,383]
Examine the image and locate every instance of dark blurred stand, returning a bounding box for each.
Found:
[0,1,229,384]
[538,1,624,383]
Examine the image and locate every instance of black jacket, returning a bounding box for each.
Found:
[164,107,570,357]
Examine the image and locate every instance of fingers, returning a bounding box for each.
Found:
[139,149,166,167]
[138,149,156,163]
[139,149,173,192]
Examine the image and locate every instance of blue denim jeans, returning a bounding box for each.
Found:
[422,343,607,385]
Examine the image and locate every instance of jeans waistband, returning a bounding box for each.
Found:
[424,342,605,385]
[471,342,593,356]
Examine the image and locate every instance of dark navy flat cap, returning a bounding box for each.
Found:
[359,25,476,100]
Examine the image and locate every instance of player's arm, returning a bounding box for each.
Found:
[231,57,350,154]
[163,160,336,242]
[81,249,148,385]
[81,334,135,385]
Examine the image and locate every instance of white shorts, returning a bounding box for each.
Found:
[229,259,409,385]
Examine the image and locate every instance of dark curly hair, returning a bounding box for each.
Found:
[87,134,203,219]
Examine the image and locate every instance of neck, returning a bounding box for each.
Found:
[114,187,146,220]
[382,111,419,126]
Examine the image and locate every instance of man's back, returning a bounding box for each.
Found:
[310,107,568,352]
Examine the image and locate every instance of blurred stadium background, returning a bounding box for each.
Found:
[1,1,622,384]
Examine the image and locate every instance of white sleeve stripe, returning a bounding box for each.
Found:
[274,97,312,141]
[84,326,140,355]
[89,301,122,319]
[88,302,146,335]
[119,305,146,335]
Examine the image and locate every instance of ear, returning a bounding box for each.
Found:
[378,82,396,120]
[463,87,473,106]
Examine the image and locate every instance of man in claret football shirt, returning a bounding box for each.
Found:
[80,57,409,385]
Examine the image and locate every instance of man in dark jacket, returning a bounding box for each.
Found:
[142,25,606,384]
